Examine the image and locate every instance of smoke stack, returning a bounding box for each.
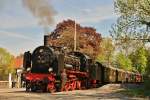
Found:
[44,35,49,46]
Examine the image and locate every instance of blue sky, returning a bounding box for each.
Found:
[0,0,118,55]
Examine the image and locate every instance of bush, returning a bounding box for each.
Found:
[143,75,150,96]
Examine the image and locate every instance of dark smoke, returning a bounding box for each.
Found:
[23,0,56,34]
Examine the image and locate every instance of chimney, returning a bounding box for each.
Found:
[44,35,49,46]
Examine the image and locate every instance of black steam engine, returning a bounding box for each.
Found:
[23,35,143,92]
[23,44,97,92]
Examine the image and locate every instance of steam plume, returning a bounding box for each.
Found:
[23,0,56,34]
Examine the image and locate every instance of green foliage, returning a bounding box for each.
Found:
[111,0,150,57]
[118,87,150,97]
[112,0,150,39]
[144,48,150,90]
[115,0,150,21]
[144,76,150,91]
[145,48,150,75]
[115,52,132,70]
[110,0,150,75]
[97,38,115,63]
[0,48,15,80]
[129,47,147,73]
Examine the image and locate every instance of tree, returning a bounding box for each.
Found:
[0,48,15,80]
[112,0,150,90]
[97,38,115,64]
[115,0,150,26]
[129,47,147,73]
[115,52,132,71]
[14,54,23,69]
[46,19,102,58]
[110,0,150,56]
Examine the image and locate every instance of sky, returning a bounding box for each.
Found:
[0,0,118,56]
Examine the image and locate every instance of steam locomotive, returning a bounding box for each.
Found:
[23,36,143,92]
[23,45,94,92]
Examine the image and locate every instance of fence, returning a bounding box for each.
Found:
[0,81,9,88]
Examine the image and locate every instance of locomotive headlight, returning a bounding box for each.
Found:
[27,67,31,71]
[48,68,53,72]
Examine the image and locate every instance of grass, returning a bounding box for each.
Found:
[117,78,150,98]
[118,87,150,97]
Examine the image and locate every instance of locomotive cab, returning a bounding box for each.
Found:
[68,52,92,72]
